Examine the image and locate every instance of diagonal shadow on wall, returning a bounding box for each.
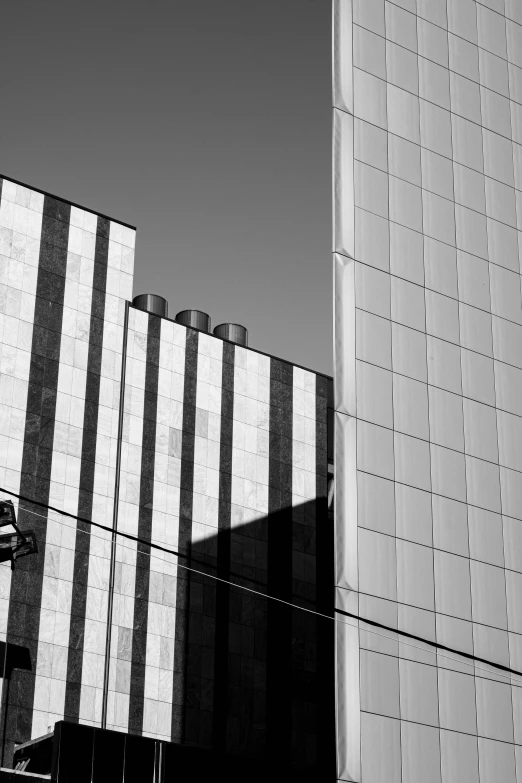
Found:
[170,496,336,779]
[2,498,335,781]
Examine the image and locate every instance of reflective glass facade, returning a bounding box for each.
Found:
[334,1,522,780]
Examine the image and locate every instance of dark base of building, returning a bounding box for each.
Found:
[5,721,334,782]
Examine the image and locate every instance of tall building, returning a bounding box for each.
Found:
[334,1,522,781]
[0,175,335,779]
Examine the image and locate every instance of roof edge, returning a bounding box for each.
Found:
[0,172,136,230]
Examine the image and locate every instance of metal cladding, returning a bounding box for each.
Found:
[174,309,211,332]
[132,293,168,318]
[213,322,248,347]
[333,0,522,780]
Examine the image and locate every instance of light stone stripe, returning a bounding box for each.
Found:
[105,305,147,733]
[0,180,43,654]
[230,347,270,530]
[191,331,223,545]
[142,319,187,740]
[31,208,98,739]
[78,221,134,727]
[292,367,317,508]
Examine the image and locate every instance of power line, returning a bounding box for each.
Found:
[14,497,522,686]
[2,486,522,685]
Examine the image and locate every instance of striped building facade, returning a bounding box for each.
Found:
[0,176,334,774]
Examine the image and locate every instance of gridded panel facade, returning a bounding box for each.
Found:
[334,1,522,781]
[0,176,135,763]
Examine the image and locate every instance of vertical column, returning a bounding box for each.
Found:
[332,1,359,780]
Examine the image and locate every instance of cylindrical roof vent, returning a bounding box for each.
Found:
[213,323,248,347]
[175,310,211,333]
[133,294,168,318]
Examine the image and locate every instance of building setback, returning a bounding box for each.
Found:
[0,176,335,780]
[334,0,522,781]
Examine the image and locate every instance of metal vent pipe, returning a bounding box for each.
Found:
[132,294,168,318]
[175,310,211,333]
[213,323,248,347]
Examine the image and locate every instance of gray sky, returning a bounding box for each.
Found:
[1,0,332,375]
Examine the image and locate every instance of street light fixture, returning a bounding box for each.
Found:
[0,501,38,570]
[0,500,38,768]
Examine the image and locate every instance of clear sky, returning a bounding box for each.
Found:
[1,0,332,375]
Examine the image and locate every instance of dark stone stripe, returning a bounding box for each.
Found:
[171,328,198,743]
[101,300,130,730]
[128,314,161,735]
[315,376,335,774]
[266,359,293,765]
[0,179,3,201]
[1,197,71,766]
[211,342,235,750]
[63,217,110,722]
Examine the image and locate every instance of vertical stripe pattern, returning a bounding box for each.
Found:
[31,206,99,738]
[0,175,332,771]
[5,195,71,755]
[0,188,135,765]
